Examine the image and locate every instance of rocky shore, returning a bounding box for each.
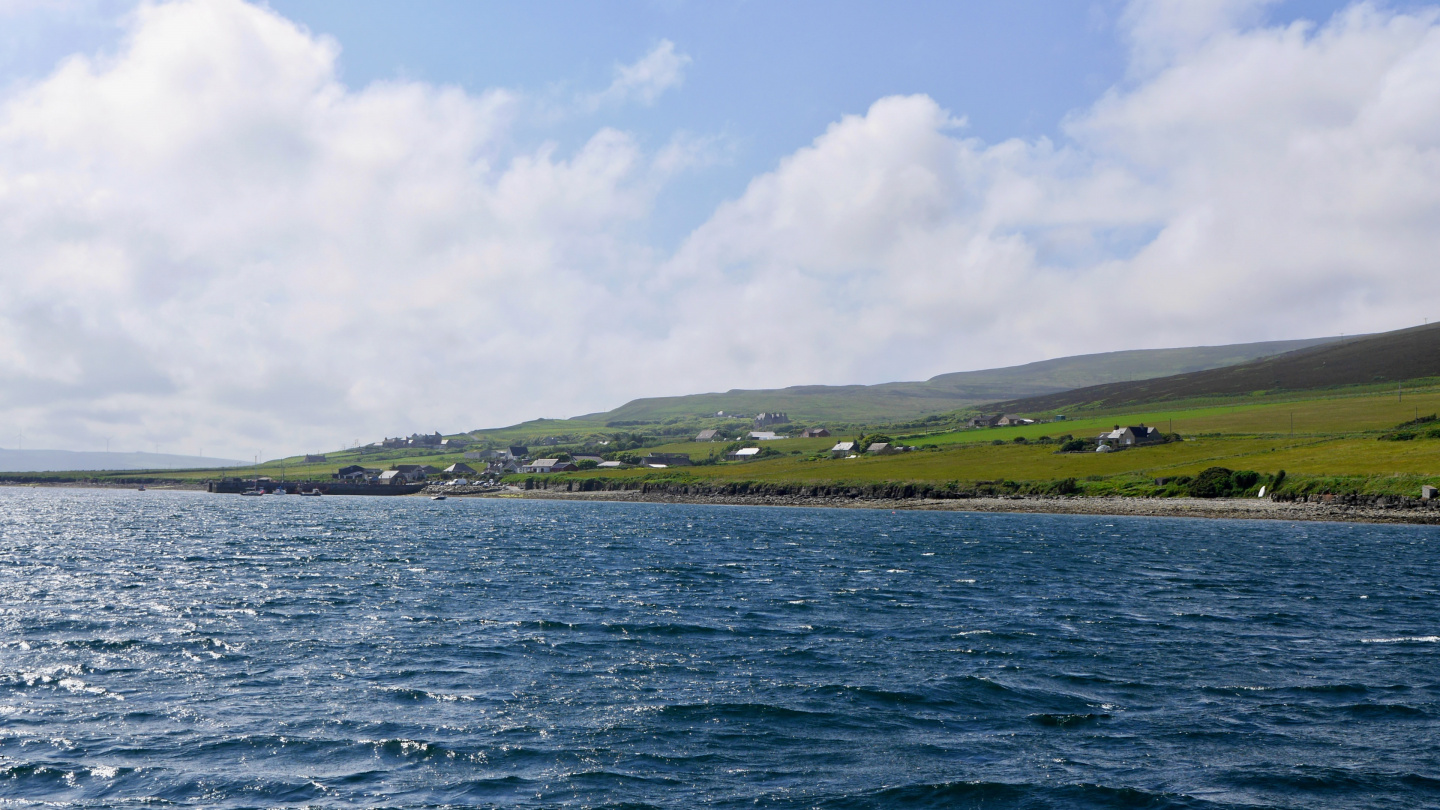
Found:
[464,486,1440,525]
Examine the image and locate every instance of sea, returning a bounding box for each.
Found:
[1,487,1437,809]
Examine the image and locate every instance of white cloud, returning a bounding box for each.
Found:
[587,39,690,108]
[0,0,1438,457]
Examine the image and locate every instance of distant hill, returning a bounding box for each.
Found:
[0,449,246,473]
[586,336,1343,424]
[993,323,1440,414]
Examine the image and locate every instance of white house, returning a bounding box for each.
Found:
[829,441,857,458]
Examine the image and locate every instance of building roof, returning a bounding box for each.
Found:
[831,441,856,451]
[867,442,891,453]
[732,447,761,457]
[695,429,721,441]
[530,459,560,466]
[597,461,624,467]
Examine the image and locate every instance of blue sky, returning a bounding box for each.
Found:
[2,0,1362,245]
[0,0,1437,457]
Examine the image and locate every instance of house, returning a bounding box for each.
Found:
[995,415,1034,427]
[508,446,529,459]
[726,447,762,461]
[522,459,577,473]
[463,451,485,461]
[597,460,625,468]
[443,462,476,475]
[386,464,430,482]
[572,454,604,465]
[830,441,857,458]
[695,429,723,442]
[1096,425,1162,448]
[799,428,831,438]
[334,464,369,481]
[640,453,692,467]
[967,414,1000,428]
[439,438,469,449]
[486,460,520,476]
[867,442,898,455]
[748,431,786,441]
[753,412,790,428]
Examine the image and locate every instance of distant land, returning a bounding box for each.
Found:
[995,322,1440,414]
[578,336,1346,425]
[0,449,246,473]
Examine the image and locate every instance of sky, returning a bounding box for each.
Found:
[0,0,1438,459]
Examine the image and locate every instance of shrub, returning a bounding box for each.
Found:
[992,439,1006,446]
[1188,467,1235,498]
[1232,470,1260,491]
[575,459,597,469]
[1013,436,1028,444]
[1058,439,1088,453]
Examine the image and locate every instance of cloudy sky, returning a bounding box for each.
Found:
[1,0,1437,459]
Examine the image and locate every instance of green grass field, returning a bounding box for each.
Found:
[17,380,1437,499]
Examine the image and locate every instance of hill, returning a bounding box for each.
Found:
[0,449,246,473]
[994,323,1440,414]
[588,336,1342,424]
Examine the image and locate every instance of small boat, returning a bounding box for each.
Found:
[137,485,146,491]
[241,488,264,496]
[431,494,447,500]
[300,490,322,497]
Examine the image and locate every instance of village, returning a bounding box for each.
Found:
[311,410,1173,487]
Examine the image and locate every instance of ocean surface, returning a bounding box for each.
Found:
[1,488,1437,809]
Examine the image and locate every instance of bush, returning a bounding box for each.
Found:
[1013,436,1028,444]
[575,459,598,469]
[1188,467,1260,498]
[1188,467,1235,498]
[1058,439,1088,453]
[992,439,1007,446]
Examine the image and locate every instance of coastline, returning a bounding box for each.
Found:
[5,480,1437,525]
[466,486,1440,525]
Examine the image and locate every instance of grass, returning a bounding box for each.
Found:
[11,381,1438,500]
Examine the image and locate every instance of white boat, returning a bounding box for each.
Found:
[431,494,447,500]
[240,488,264,496]
[300,490,322,497]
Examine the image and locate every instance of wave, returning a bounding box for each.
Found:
[798,779,1222,809]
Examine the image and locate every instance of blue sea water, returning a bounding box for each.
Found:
[0,488,1437,809]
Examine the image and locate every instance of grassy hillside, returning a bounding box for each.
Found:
[994,323,1440,414]
[519,380,1440,500]
[587,336,1341,424]
[19,379,1437,501]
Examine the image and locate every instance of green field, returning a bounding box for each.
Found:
[13,379,1438,500]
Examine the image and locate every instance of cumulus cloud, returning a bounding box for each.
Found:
[587,39,690,108]
[0,0,1438,457]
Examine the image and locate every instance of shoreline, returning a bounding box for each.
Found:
[466,487,1440,525]
[5,481,1437,525]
